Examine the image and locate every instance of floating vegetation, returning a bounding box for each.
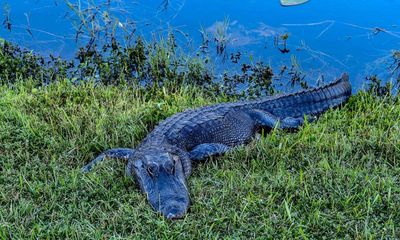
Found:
[280,0,310,7]
[274,32,290,54]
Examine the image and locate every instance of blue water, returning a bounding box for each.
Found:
[1,0,400,89]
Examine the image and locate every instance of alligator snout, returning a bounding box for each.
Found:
[166,208,184,220]
[161,200,188,220]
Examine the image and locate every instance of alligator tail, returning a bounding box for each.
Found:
[256,73,352,118]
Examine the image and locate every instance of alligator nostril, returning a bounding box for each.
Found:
[167,213,177,219]
[164,205,185,220]
[166,211,184,220]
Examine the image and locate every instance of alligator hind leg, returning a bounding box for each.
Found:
[81,148,135,172]
[248,109,309,130]
[189,143,231,161]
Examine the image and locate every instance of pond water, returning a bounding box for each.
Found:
[1,0,400,89]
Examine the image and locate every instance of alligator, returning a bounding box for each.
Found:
[82,73,352,219]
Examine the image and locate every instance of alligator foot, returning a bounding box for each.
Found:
[248,109,310,130]
[81,148,135,172]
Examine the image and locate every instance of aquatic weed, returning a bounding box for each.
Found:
[0,38,279,99]
[2,3,11,32]
[212,17,231,56]
[391,50,400,84]
[365,75,393,97]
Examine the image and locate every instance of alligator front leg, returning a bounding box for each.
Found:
[248,109,310,130]
[81,148,135,172]
[189,143,231,161]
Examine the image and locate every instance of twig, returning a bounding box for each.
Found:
[282,20,335,38]
[343,22,400,39]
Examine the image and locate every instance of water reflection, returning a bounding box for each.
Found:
[1,0,399,89]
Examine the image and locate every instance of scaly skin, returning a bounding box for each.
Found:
[82,73,352,219]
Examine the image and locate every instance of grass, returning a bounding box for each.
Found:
[0,80,399,239]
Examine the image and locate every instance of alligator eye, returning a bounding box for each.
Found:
[164,161,175,175]
[146,163,158,178]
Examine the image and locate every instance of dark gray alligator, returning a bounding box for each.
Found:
[82,73,352,219]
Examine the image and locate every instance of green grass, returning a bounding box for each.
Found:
[0,80,399,239]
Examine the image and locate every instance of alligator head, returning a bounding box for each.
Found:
[129,149,190,219]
